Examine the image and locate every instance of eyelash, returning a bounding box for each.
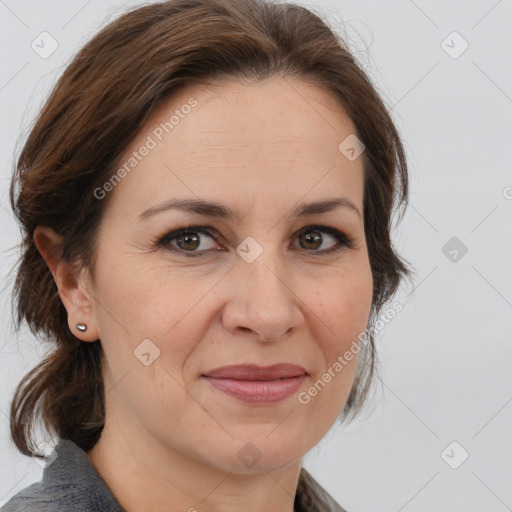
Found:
[152,224,354,258]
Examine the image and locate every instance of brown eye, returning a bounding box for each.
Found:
[156,226,221,257]
[299,231,323,250]
[155,224,353,259]
[294,226,351,254]
[175,232,201,251]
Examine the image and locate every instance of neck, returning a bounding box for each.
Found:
[87,409,302,512]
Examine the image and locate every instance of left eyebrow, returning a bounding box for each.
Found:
[293,197,361,219]
[137,196,362,222]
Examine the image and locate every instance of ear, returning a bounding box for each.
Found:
[33,225,99,342]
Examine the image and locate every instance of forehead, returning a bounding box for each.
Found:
[152,76,358,152]
[104,76,364,220]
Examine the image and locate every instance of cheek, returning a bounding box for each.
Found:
[92,255,216,381]
[307,265,373,345]
[93,250,182,332]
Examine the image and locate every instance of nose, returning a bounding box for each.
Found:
[221,248,303,342]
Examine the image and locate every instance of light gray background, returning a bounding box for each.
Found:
[1,1,511,510]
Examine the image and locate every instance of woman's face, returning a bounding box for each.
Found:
[86,76,373,472]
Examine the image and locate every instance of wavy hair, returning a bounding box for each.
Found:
[7,0,413,509]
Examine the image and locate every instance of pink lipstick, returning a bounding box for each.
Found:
[202,363,307,404]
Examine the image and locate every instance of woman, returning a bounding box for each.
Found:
[2,0,413,510]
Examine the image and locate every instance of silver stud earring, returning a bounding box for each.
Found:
[76,323,87,332]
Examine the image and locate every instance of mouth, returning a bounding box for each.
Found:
[201,364,308,404]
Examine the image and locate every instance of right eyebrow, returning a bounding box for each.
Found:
[137,196,362,222]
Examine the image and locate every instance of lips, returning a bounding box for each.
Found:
[202,363,307,380]
[202,364,307,404]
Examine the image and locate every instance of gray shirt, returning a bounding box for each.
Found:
[0,439,124,511]
[1,440,346,512]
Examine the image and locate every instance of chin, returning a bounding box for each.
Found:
[201,431,310,474]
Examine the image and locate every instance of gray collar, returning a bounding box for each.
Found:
[39,438,124,511]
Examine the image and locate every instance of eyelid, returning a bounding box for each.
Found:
[154,225,222,251]
[153,223,354,257]
[293,225,355,256]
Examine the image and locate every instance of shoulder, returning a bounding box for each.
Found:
[296,467,349,512]
[0,439,124,512]
[1,480,44,511]
[0,480,60,512]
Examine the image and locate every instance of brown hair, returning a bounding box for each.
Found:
[8,0,413,509]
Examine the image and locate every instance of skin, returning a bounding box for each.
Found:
[34,76,373,512]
